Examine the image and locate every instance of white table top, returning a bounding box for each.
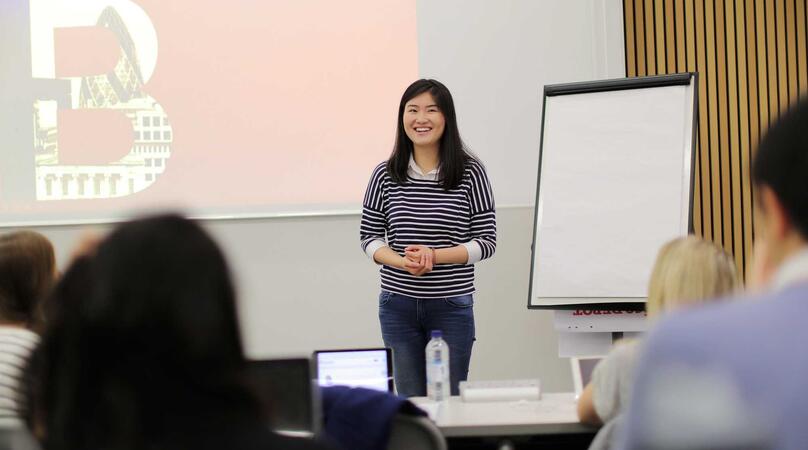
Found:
[411,392,596,437]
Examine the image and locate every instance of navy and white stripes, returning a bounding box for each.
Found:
[360,159,496,298]
[0,327,39,427]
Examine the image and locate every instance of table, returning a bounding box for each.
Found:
[411,393,597,449]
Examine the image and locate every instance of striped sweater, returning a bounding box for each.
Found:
[0,327,39,428]
[360,159,496,298]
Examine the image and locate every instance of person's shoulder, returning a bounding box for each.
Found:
[650,300,735,347]
[464,157,487,174]
[644,290,784,362]
[463,157,492,187]
[0,326,39,349]
[674,288,794,330]
[594,339,640,383]
[609,339,641,363]
[371,160,388,174]
[369,161,390,181]
[0,326,38,338]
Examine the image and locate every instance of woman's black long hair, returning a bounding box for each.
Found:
[387,79,475,190]
[26,214,262,450]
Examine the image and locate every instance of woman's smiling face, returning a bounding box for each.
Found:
[403,91,445,149]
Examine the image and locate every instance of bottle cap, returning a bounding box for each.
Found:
[431,330,442,339]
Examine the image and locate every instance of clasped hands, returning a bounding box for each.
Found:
[402,244,436,276]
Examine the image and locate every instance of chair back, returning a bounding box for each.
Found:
[0,427,40,450]
[387,414,446,450]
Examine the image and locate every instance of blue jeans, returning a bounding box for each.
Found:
[378,291,475,397]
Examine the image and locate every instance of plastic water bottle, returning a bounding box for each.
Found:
[426,330,451,401]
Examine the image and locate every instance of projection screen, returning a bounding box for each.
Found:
[0,0,417,225]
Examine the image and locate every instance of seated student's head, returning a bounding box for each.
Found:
[750,98,808,282]
[0,231,56,327]
[28,214,261,450]
[646,236,740,318]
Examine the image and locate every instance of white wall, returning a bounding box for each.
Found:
[416,0,625,207]
[18,0,625,393]
[34,207,575,391]
[212,207,571,389]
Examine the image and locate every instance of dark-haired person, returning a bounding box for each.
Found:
[26,215,330,450]
[620,98,808,450]
[360,79,496,397]
[0,231,55,427]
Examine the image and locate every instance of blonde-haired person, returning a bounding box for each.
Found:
[576,236,741,449]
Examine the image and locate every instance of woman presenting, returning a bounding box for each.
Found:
[360,79,496,397]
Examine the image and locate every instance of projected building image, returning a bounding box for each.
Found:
[34,6,171,201]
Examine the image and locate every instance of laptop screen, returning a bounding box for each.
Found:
[246,358,319,436]
[571,357,603,398]
[314,348,393,392]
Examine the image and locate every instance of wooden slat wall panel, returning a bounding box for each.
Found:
[725,0,743,274]
[776,2,789,111]
[787,0,799,104]
[626,0,637,77]
[766,1,779,124]
[715,0,733,254]
[696,0,714,241]
[738,0,754,276]
[646,0,658,73]
[706,0,724,244]
[623,0,808,278]
[798,1,807,92]
[656,0,668,71]
[756,1,770,136]
[636,0,647,76]
[679,0,702,236]
[666,0,677,71]
[687,0,708,238]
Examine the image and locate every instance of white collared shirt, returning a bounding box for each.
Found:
[772,248,808,290]
[364,156,484,264]
[407,154,439,180]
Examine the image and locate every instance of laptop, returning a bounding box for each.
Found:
[314,347,394,393]
[571,356,603,400]
[246,358,320,437]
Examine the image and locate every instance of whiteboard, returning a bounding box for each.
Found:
[528,74,697,309]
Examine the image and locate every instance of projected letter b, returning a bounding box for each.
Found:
[11,0,173,201]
